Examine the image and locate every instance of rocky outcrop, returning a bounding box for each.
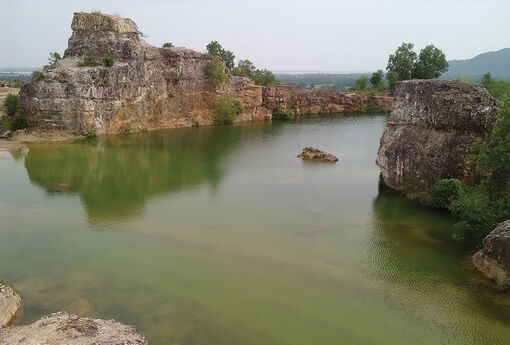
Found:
[297,147,338,162]
[473,220,510,287]
[0,311,148,344]
[19,12,391,135]
[263,85,392,114]
[376,80,499,191]
[0,284,22,327]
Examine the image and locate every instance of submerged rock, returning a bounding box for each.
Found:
[298,147,338,162]
[376,80,499,192]
[0,283,22,327]
[0,311,148,345]
[473,220,510,287]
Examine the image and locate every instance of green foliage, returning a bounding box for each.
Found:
[4,94,19,116]
[231,59,279,86]
[205,57,228,84]
[387,42,417,81]
[369,70,384,86]
[13,80,21,88]
[102,56,114,67]
[481,73,510,104]
[137,30,148,39]
[272,106,294,120]
[11,117,28,130]
[386,71,399,93]
[206,41,235,70]
[431,178,463,208]
[215,96,242,125]
[78,56,99,67]
[32,71,44,81]
[481,72,494,90]
[48,52,61,65]
[85,128,96,138]
[162,42,174,48]
[354,76,368,89]
[412,45,449,79]
[0,279,9,286]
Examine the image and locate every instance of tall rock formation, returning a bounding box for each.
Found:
[19,12,391,135]
[376,80,498,192]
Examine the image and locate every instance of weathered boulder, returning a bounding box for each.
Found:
[262,85,392,114]
[0,283,22,327]
[298,147,338,162]
[473,220,510,287]
[0,311,148,344]
[376,80,499,191]
[19,12,391,135]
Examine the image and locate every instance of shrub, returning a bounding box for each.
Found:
[85,128,96,138]
[431,179,463,208]
[215,97,242,125]
[102,56,114,67]
[163,42,174,48]
[32,71,44,81]
[78,56,99,67]
[272,106,294,120]
[205,57,228,84]
[4,94,19,116]
[11,117,28,130]
[13,80,21,88]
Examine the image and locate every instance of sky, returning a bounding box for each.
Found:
[1,0,510,71]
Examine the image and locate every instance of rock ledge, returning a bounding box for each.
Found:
[0,283,22,327]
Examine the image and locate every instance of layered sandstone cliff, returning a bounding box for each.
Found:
[376,80,498,192]
[19,12,391,135]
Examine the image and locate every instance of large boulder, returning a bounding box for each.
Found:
[0,284,22,327]
[473,220,510,287]
[376,79,499,191]
[0,311,148,345]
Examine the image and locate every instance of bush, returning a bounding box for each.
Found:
[205,57,228,84]
[272,106,294,120]
[431,179,463,208]
[102,56,114,67]
[32,71,44,81]
[11,117,28,130]
[4,94,19,116]
[215,97,242,125]
[162,42,174,48]
[78,56,99,67]
[85,128,96,138]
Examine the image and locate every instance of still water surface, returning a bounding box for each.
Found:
[1,114,509,345]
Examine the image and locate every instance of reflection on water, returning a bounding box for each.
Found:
[0,114,509,345]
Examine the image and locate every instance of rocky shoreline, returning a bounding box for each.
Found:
[0,283,148,344]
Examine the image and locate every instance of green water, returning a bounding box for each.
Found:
[0,114,509,345]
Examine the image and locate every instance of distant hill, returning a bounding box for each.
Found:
[442,48,510,81]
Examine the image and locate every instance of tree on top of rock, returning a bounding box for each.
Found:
[387,43,417,81]
[206,41,235,70]
[412,45,449,79]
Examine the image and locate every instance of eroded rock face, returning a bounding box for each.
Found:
[376,80,498,191]
[0,311,148,345]
[263,85,392,114]
[19,12,391,135]
[297,147,338,162]
[0,284,22,327]
[473,220,510,287]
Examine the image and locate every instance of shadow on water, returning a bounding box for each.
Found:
[23,126,247,222]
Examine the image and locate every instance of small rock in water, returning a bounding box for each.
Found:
[297,147,338,162]
[0,130,13,139]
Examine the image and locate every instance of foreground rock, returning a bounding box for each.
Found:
[0,284,22,327]
[0,311,148,344]
[19,12,391,135]
[473,220,510,287]
[298,147,338,162]
[376,80,499,192]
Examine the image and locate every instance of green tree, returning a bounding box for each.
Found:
[4,94,19,116]
[215,96,242,125]
[481,72,495,90]
[48,52,61,65]
[206,41,235,70]
[355,76,368,89]
[386,71,399,94]
[162,42,174,48]
[412,45,448,79]
[387,42,417,81]
[205,57,228,84]
[369,70,384,86]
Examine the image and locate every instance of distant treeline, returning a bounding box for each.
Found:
[274,73,371,90]
[0,72,33,82]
